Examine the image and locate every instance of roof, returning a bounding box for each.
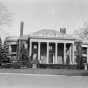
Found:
[5,36,18,42]
[5,35,29,42]
[30,29,78,40]
[4,29,83,42]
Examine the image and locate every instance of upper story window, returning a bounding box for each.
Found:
[11,45,17,52]
[82,47,87,54]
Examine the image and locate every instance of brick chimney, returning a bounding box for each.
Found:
[60,28,66,34]
[20,21,24,37]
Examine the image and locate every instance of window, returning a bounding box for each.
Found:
[11,45,17,52]
[82,47,87,54]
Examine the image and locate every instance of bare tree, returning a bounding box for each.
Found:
[0,2,12,66]
[0,2,12,26]
[0,2,13,42]
[74,22,88,39]
[74,22,88,69]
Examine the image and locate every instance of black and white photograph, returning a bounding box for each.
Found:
[0,0,88,88]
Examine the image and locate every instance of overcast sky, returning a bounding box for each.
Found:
[1,0,88,39]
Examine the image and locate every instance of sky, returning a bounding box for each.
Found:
[0,0,88,40]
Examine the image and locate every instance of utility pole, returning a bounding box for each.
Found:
[17,21,24,62]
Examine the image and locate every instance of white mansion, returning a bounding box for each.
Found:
[4,28,88,66]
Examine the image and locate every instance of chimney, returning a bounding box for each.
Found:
[20,21,24,37]
[60,28,66,34]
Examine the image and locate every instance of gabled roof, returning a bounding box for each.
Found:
[30,29,77,40]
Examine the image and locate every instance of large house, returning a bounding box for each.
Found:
[4,28,88,68]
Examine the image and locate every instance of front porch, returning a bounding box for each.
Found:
[29,38,76,66]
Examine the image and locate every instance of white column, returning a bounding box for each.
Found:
[55,43,57,64]
[38,42,40,62]
[64,43,66,64]
[84,47,88,70]
[69,44,72,64]
[29,41,32,57]
[47,42,49,64]
[72,43,75,64]
[87,47,88,64]
[9,45,11,54]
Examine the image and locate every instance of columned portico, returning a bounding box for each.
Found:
[29,39,75,65]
